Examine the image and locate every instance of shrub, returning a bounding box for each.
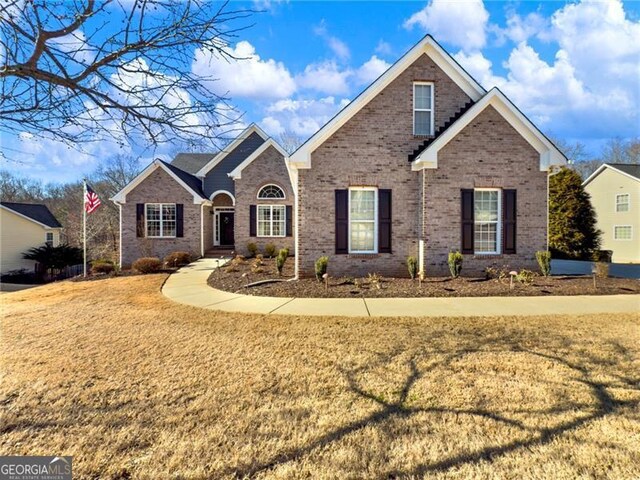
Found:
[247,242,258,258]
[535,251,552,277]
[368,272,383,289]
[264,243,277,258]
[276,251,287,275]
[91,260,115,275]
[593,250,613,263]
[231,255,246,266]
[516,269,536,285]
[280,247,289,259]
[448,251,463,278]
[407,256,418,280]
[485,266,509,281]
[132,257,163,274]
[164,251,192,268]
[315,256,328,281]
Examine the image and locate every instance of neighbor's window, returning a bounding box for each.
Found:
[616,194,630,212]
[257,184,285,199]
[474,189,501,254]
[257,205,285,237]
[45,232,54,246]
[349,187,377,254]
[413,82,434,136]
[146,203,176,238]
[614,225,632,240]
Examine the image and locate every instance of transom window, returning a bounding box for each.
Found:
[349,187,377,254]
[474,189,501,254]
[45,232,54,246]
[616,194,630,212]
[413,82,434,136]
[614,225,632,240]
[257,184,285,199]
[146,203,176,238]
[257,205,285,237]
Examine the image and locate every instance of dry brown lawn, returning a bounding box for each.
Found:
[1,275,639,479]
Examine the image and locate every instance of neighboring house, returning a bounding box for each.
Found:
[113,34,566,277]
[582,163,640,263]
[0,202,62,273]
[288,35,565,277]
[111,124,293,266]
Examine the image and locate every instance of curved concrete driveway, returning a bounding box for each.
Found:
[162,258,640,318]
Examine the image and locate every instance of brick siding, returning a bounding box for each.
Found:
[120,167,203,266]
[234,145,295,257]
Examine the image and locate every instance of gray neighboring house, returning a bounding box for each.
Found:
[111,124,293,266]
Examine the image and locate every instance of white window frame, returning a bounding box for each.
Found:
[615,193,630,212]
[348,187,378,254]
[613,225,632,241]
[257,205,286,238]
[45,232,54,246]
[257,184,286,200]
[473,188,502,255]
[145,203,177,238]
[413,81,434,136]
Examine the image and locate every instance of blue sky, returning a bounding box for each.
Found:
[2,0,640,183]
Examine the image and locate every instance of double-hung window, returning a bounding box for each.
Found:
[146,203,176,238]
[349,187,377,253]
[257,205,285,237]
[474,189,501,254]
[413,82,434,136]
[45,232,54,246]
[616,194,630,212]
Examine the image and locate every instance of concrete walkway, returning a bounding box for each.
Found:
[161,258,640,318]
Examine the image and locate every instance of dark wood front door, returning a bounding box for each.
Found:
[220,212,234,246]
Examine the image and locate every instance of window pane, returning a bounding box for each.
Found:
[414,111,431,135]
[475,191,498,222]
[614,226,632,240]
[258,185,285,199]
[414,84,432,110]
[258,206,271,221]
[616,195,629,212]
[474,223,497,253]
[272,206,285,236]
[350,190,375,220]
[351,222,375,251]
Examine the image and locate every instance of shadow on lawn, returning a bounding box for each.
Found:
[231,335,640,479]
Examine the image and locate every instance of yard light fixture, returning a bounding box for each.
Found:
[509,271,518,290]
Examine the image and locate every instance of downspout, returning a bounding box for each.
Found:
[119,202,122,268]
[289,162,300,280]
[200,202,205,258]
[419,168,425,276]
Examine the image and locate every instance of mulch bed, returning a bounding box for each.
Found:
[208,256,640,298]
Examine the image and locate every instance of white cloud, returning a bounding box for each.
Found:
[355,55,391,85]
[313,20,351,61]
[375,40,393,57]
[404,0,490,52]
[262,96,350,137]
[296,61,351,95]
[502,11,549,43]
[192,40,296,99]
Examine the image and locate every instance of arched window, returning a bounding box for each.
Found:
[257,184,285,199]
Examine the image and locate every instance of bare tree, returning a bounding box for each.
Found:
[278,129,305,154]
[0,0,253,151]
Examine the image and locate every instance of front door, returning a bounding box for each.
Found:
[219,212,234,246]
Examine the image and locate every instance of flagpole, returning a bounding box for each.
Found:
[83,179,87,277]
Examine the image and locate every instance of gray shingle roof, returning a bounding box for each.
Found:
[608,163,640,181]
[158,160,206,199]
[1,202,62,228]
[171,153,216,176]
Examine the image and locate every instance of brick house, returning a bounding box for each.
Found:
[111,124,293,266]
[113,34,565,277]
[289,35,566,277]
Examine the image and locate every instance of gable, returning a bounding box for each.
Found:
[582,163,640,187]
[289,35,485,169]
[412,88,567,172]
[0,202,62,228]
[111,160,208,204]
[202,131,267,198]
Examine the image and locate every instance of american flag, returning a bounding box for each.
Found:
[84,183,101,214]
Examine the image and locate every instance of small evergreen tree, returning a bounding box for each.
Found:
[549,167,601,259]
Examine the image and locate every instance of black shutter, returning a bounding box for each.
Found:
[461,189,474,254]
[378,189,392,253]
[335,190,348,254]
[503,189,517,254]
[249,205,256,237]
[286,205,293,237]
[136,204,145,237]
[176,204,184,238]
